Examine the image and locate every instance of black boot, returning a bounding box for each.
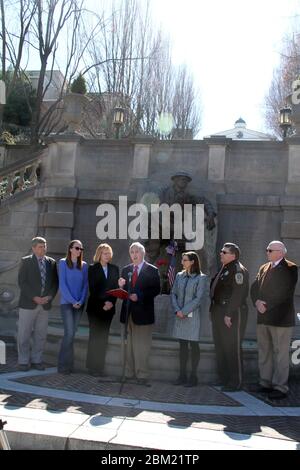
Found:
[173,374,188,385]
[185,342,199,387]
[184,375,198,387]
[173,340,188,385]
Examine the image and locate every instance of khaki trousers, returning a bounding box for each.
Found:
[17,306,48,365]
[122,315,153,379]
[257,324,293,393]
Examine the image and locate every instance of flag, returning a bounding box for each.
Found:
[166,241,177,289]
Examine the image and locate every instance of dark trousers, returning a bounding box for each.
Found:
[178,339,200,378]
[86,313,113,374]
[211,305,247,387]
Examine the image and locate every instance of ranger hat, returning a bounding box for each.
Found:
[171,171,192,182]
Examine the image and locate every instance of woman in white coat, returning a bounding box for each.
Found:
[171,251,209,386]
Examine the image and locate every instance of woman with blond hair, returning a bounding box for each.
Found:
[58,240,88,374]
[171,251,209,387]
[86,243,119,376]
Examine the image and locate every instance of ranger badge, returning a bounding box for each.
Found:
[235,273,243,285]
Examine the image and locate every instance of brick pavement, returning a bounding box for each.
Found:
[1,338,300,449]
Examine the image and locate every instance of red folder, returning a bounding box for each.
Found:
[106,288,129,300]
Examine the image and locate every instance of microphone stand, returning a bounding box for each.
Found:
[119,271,132,394]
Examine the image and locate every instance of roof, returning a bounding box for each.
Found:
[206,118,276,141]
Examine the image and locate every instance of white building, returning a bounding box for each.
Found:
[207,117,275,141]
[26,70,67,101]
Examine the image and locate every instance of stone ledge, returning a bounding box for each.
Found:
[39,212,74,228]
[35,187,78,200]
[204,136,232,146]
[44,329,258,383]
[281,222,300,238]
[218,194,281,207]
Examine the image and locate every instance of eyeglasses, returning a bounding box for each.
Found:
[220,250,231,255]
[266,249,281,253]
[73,247,84,251]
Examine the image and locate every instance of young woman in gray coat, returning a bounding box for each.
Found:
[171,251,209,386]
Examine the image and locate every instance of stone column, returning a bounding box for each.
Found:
[130,136,155,201]
[282,133,300,335]
[34,134,83,322]
[200,137,231,341]
[204,136,232,181]
[281,194,300,338]
[286,136,300,195]
[35,134,82,256]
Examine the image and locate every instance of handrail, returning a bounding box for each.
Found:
[0,153,42,177]
[0,155,41,200]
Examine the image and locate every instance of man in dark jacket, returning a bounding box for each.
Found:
[210,242,249,391]
[119,242,160,385]
[17,237,58,370]
[251,240,298,399]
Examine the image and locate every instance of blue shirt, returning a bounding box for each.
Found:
[58,259,88,305]
[102,265,108,279]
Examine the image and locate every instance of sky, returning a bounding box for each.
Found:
[19,0,300,139]
[150,0,300,137]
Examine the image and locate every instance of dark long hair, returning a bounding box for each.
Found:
[182,251,201,275]
[66,240,83,270]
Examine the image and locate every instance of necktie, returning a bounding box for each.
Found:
[210,266,223,299]
[132,266,138,288]
[39,258,46,293]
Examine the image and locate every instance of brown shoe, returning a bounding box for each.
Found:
[257,386,273,394]
[136,378,151,387]
[268,390,287,400]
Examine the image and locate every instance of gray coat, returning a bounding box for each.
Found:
[171,271,209,341]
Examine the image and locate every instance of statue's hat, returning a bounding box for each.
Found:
[171,171,192,182]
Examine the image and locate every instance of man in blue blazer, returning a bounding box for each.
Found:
[17,237,58,371]
[119,242,160,385]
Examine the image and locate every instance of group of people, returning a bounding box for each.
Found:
[17,236,298,398]
[17,237,160,383]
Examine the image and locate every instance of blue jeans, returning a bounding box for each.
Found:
[58,304,82,372]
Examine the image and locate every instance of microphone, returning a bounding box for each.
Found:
[128,272,132,284]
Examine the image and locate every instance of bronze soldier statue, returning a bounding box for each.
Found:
[159,171,217,277]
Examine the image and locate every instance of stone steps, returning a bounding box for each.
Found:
[44,327,259,383]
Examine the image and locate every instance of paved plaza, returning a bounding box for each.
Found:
[0,338,299,450]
